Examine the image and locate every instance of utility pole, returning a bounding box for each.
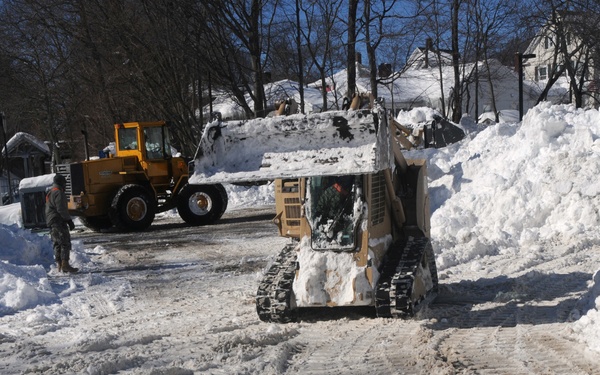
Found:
[295,0,305,114]
[516,52,536,121]
[0,112,12,204]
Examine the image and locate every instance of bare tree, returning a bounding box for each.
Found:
[469,0,523,121]
[296,0,345,111]
[202,0,281,119]
[362,0,428,101]
[347,0,359,99]
[527,0,600,108]
[0,0,76,167]
[450,0,462,122]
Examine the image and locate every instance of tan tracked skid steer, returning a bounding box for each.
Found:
[190,104,438,322]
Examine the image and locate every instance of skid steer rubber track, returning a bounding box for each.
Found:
[375,237,438,318]
[256,244,298,323]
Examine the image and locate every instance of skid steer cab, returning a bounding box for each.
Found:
[57,121,227,232]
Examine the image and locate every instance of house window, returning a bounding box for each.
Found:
[538,66,548,80]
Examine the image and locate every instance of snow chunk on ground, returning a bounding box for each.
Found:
[0,224,57,314]
[0,262,56,313]
[572,269,600,352]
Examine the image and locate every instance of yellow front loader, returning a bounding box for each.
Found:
[57,121,227,231]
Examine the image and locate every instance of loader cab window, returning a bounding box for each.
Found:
[144,126,172,160]
[308,175,361,250]
[118,128,138,151]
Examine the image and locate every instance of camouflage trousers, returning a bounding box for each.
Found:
[49,222,72,262]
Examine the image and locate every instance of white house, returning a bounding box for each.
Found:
[522,11,600,107]
[313,47,537,121]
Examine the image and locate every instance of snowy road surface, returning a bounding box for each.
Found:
[1,206,598,374]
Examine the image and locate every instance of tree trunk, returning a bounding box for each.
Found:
[295,0,305,114]
[250,0,266,118]
[364,0,378,100]
[451,0,462,123]
[347,0,358,99]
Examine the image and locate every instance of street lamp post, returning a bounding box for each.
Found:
[516,52,536,121]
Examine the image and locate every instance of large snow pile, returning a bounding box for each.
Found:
[421,102,600,268]
[406,102,600,351]
[0,225,56,314]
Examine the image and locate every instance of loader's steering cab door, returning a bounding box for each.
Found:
[307,175,361,251]
[142,126,173,181]
[143,126,172,160]
[117,127,139,152]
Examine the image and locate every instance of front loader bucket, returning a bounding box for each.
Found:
[189,108,393,184]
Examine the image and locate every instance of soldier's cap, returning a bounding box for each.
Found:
[53,174,67,188]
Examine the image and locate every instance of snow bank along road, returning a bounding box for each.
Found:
[1,207,599,374]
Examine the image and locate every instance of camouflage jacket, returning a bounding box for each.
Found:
[45,183,71,226]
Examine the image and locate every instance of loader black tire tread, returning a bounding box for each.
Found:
[109,184,156,232]
[176,184,228,226]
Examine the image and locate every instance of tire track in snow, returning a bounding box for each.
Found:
[285,319,397,374]
[284,317,452,375]
[427,298,597,374]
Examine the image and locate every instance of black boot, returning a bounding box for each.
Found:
[61,260,79,273]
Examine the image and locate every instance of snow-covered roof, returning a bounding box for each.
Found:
[406,47,454,69]
[204,57,546,120]
[203,79,326,120]
[1,132,50,155]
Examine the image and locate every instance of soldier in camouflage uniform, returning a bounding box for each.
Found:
[45,174,78,273]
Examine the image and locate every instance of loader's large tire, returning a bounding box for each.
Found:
[109,184,156,231]
[176,184,228,226]
[80,216,113,232]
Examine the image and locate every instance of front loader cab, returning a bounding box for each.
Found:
[113,121,189,206]
[115,121,172,161]
[144,126,172,160]
[306,175,362,250]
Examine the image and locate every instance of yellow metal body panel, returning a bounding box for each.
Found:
[67,156,142,217]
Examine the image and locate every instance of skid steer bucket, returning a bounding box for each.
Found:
[189,108,393,184]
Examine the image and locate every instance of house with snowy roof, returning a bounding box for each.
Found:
[311,47,537,121]
[0,132,51,205]
[405,40,454,70]
[202,47,538,123]
[522,11,600,107]
[202,79,326,121]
